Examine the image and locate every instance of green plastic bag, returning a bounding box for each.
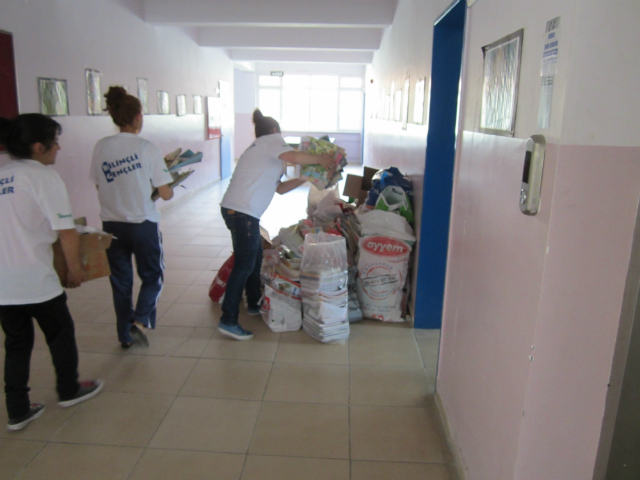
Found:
[374,186,414,224]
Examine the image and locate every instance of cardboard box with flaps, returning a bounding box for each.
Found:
[53,218,113,283]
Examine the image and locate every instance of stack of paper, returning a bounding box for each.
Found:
[298,136,347,190]
[300,268,349,342]
[151,148,203,201]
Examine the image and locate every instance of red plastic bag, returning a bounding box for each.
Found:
[209,254,234,303]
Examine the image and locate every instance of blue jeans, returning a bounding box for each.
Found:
[0,293,80,418]
[220,208,262,326]
[103,221,164,344]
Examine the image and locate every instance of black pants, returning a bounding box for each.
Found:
[0,293,80,418]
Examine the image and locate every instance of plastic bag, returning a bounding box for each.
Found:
[300,233,349,342]
[209,254,234,303]
[365,167,414,207]
[374,185,414,224]
[357,210,416,246]
[348,267,363,323]
[261,285,302,333]
[307,185,340,218]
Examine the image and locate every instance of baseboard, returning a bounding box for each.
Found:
[158,178,221,212]
[435,391,468,480]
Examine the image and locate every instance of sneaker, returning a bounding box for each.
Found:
[7,403,45,431]
[218,323,254,341]
[247,306,261,316]
[129,324,149,347]
[58,380,104,408]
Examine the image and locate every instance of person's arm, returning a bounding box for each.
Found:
[58,228,85,288]
[279,151,335,171]
[276,178,306,195]
[157,184,174,201]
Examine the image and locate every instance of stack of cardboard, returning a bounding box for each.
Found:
[151,148,203,201]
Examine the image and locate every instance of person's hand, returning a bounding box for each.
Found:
[64,266,86,289]
[317,154,335,172]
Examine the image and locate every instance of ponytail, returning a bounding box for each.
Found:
[252,108,281,138]
[105,86,142,128]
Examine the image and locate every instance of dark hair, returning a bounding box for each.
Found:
[253,109,280,138]
[105,86,142,128]
[0,114,61,159]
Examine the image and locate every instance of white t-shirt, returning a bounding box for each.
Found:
[0,160,75,305]
[89,133,173,223]
[220,133,293,219]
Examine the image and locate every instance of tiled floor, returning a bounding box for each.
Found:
[0,168,455,480]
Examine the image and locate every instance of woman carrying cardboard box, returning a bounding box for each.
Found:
[0,114,103,431]
[90,86,174,349]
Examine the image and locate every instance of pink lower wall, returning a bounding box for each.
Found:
[512,144,640,480]
[438,139,640,480]
[50,115,221,228]
[437,131,557,479]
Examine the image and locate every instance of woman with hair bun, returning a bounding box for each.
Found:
[218,108,335,340]
[90,86,174,349]
[0,114,103,431]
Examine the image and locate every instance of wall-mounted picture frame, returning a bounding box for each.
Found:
[480,28,524,137]
[176,94,187,116]
[394,89,402,122]
[193,95,203,114]
[206,96,222,139]
[401,76,410,129]
[413,78,426,124]
[38,77,69,116]
[157,90,170,115]
[137,78,148,114]
[85,68,102,115]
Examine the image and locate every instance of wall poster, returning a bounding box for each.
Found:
[193,95,203,114]
[38,78,69,116]
[85,68,102,115]
[413,78,426,124]
[137,78,148,114]
[157,90,170,114]
[480,29,524,136]
[401,76,410,129]
[206,96,222,139]
[176,94,187,116]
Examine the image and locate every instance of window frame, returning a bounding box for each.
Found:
[257,74,364,133]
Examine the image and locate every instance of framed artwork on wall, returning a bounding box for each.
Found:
[85,68,102,115]
[157,90,170,115]
[206,96,222,139]
[38,78,69,116]
[401,76,410,129]
[137,78,148,114]
[193,95,203,114]
[176,94,187,116]
[480,28,524,136]
[413,78,426,124]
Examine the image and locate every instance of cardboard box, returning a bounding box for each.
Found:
[342,166,379,206]
[53,218,113,283]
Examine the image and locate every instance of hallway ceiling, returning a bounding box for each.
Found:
[142,0,398,72]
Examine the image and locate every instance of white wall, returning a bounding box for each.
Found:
[363,0,453,320]
[0,0,234,226]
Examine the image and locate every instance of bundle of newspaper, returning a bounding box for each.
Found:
[299,233,349,343]
[151,148,203,201]
[298,136,347,190]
